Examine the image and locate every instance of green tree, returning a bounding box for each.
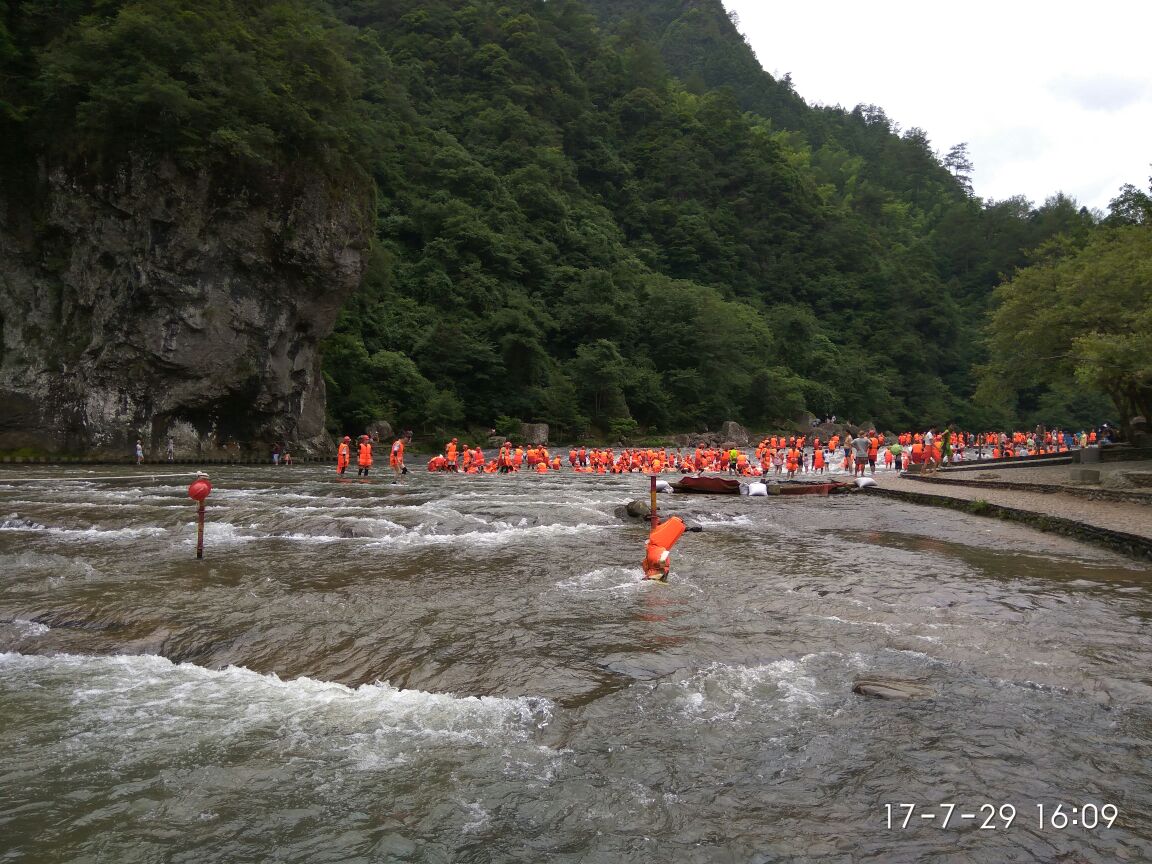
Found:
[569,339,631,424]
[983,226,1152,433]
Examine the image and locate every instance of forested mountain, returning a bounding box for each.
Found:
[323,0,1100,436]
[0,0,1134,453]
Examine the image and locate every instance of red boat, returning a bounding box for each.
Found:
[671,475,742,495]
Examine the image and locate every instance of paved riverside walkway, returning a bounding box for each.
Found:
[866,458,1152,560]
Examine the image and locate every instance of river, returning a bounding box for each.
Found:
[1,465,1150,863]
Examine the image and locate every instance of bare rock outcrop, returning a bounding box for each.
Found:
[521,423,549,445]
[0,157,370,455]
[719,420,749,446]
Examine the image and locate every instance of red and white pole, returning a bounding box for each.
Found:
[187,473,212,559]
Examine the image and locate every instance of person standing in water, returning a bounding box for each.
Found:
[851,431,871,478]
[135,439,144,464]
[390,431,411,483]
[357,435,373,477]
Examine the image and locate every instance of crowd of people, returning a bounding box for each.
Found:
[409,425,1101,478]
[336,431,412,482]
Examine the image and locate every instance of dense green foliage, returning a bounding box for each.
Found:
[980,188,1152,432]
[3,0,1136,439]
[0,0,388,172]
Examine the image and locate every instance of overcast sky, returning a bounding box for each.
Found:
[722,0,1152,211]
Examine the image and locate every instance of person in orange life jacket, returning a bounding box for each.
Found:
[337,436,351,475]
[867,431,880,474]
[735,451,749,474]
[909,440,926,465]
[389,432,410,483]
[356,435,373,476]
[785,447,799,478]
[642,516,693,582]
[445,438,458,471]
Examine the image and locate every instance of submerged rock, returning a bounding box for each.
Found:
[852,678,934,700]
[1,513,46,530]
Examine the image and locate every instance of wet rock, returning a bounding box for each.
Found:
[614,499,652,521]
[1,513,46,530]
[852,679,933,700]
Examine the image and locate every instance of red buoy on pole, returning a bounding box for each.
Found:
[187,473,212,559]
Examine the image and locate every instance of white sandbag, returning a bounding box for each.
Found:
[747,481,769,497]
[655,479,673,493]
[854,477,877,488]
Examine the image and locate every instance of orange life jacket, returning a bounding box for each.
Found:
[643,517,686,580]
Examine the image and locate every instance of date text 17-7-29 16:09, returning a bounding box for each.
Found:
[884,803,1119,830]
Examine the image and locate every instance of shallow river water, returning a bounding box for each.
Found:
[1,465,1151,863]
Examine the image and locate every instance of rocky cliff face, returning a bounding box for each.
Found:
[0,158,369,456]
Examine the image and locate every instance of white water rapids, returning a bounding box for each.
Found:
[1,465,1150,862]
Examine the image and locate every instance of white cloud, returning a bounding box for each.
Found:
[723,0,1152,209]
[1048,75,1150,113]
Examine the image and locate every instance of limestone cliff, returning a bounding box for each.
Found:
[0,157,369,456]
